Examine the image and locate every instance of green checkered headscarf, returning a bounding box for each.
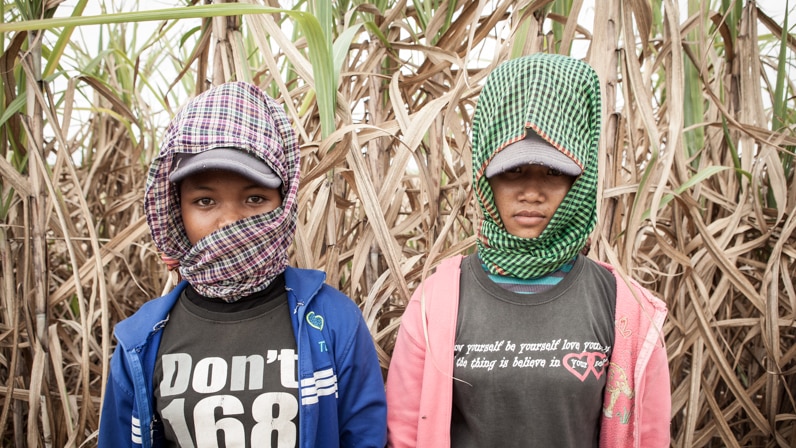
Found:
[473,54,601,278]
[145,82,300,301]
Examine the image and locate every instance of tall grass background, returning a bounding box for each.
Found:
[0,0,795,446]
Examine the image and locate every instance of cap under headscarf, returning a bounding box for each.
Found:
[169,147,283,188]
[472,54,601,278]
[485,129,582,178]
[144,81,300,301]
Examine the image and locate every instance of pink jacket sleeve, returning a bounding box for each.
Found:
[599,261,671,448]
[385,295,425,448]
[386,257,462,448]
[637,330,671,446]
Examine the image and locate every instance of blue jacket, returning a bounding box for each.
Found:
[99,266,387,447]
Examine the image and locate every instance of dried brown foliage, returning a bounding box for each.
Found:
[0,0,794,446]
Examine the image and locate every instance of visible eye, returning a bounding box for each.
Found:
[247,195,267,205]
[547,168,564,176]
[194,197,214,206]
[496,166,524,179]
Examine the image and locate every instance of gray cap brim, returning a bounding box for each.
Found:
[169,147,282,188]
[485,131,582,178]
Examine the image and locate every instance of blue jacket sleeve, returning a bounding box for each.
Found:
[335,306,387,448]
[99,347,140,447]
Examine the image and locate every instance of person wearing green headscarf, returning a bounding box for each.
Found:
[386,54,671,447]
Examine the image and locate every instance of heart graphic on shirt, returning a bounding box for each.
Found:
[563,352,608,382]
[592,353,608,377]
[616,315,632,338]
[306,311,324,331]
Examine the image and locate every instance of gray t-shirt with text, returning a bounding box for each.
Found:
[451,254,616,447]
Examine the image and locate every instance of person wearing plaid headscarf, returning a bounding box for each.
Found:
[386,54,671,447]
[99,82,386,448]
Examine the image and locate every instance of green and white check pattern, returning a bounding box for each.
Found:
[473,54,601,278]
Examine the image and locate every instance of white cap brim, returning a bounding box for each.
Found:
[485,131,582,178]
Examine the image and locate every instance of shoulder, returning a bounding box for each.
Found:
[410,255,464,300]
[400,255,465,335]
[113,282,186,346]
[592,258,667,316]
[284,265,330,301]
[284,265,325,284]
[314,283,361,314]
[437,254,465,275]
[578,255,618,288]
[285,266,363,323]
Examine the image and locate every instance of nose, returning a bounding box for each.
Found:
[217,205,246,228]
[517,176,545,201]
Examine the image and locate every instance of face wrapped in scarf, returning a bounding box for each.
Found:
[144,82,300,301]
[472,54,602,279]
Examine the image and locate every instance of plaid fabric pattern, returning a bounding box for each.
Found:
[144,82,300,300]
[472,54,601,278]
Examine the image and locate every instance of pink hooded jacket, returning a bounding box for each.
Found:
[386,255,671,447]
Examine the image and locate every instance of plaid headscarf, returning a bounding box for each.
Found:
[472,54,601,278]
[144,82,300,301]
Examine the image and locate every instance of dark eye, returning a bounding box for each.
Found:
[547,168,563,176]
[195,197,213,206]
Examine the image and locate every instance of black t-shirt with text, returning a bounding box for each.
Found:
[154,276,299,447]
